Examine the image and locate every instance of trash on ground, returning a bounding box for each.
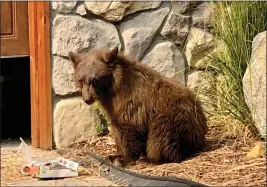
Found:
[18,137,32,172]
[246,142,265,159]
[18,137,79,179]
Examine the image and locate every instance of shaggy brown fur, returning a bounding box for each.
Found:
[69,47,208,167]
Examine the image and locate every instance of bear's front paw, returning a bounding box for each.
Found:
[106,154,126,167]
[106,154,121,162]
[112,157,126,167]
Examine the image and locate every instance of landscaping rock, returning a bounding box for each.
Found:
[187,71,216,114]
[52,1,77,13]
[185,27,215,68]
[122,27,155,60]
[52,14,121,57]
[84,1,130,22]
[52,55,79,96]
[53,97,101,148]
[171,1,200,14]
[243,31,266,136]
[191,2,214,33]
[120,7,170,59]
[142,41,185,85]
[75,3,87,16]
[161,12,192,45]
[195,40,226,69]
[124,2,162,16]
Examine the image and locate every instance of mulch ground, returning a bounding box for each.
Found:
[0,145,105,186]
[1,116,265,187]
[64,116,266,187]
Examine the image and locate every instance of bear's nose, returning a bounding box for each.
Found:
[84,99,94,105]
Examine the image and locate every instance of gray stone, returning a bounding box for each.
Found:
[122,27,155,60]
[187,71,215,91]
[171,1,200,14]
[52,1,77,13]
[251,31,266,56]
[142,41,185,85]
[187,71,216,114]
[83,2,162,22]
[243,31,266,136]
[120,7,170,59]
[125,2,162,16]
[185,27,215,68]
[192,39,225,69]
[53,97,101,148]
[52,55,79,96]
[120,7,170,32]
[75,4,87,16]
[52,14,121,57]
[84,2,130,22]
[161,12,192,45]
[191,2,214,32]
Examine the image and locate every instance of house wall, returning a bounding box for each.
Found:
[50,1,218,148]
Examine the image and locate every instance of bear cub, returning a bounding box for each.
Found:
[69,47,208,167]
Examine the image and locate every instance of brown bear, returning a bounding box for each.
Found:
[68,47,208,167]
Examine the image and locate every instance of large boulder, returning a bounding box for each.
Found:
[52,1,77,13]
[142,41,185,85]
[52,56,79,96]
[161,12,192,45]
[120,7,170,60]
[243,31,266,137]
[53,97,101,148]
[52,14,121,57]
[185,27,215,69]
[84,2,130,22]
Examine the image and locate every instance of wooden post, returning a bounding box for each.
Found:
[28,2,52,149]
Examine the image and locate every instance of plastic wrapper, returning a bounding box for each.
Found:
[18,138,79,179]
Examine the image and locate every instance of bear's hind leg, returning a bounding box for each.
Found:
[146,108,198,163]
[146,126,183,164]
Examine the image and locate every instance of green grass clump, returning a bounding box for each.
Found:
[205,2,267,130]
[92,101,110,136]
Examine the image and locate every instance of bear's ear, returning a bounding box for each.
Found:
[105,46,118,64]
[69,51,81,69]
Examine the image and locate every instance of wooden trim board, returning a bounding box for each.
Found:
[28,2,52,149]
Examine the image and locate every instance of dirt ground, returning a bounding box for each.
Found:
[63,116,266,187]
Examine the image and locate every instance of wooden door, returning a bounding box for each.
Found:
[0,1,52,149]
[1,1,29,56]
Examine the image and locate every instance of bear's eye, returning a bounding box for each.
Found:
[78,79,83,85]
[92,78,98,86]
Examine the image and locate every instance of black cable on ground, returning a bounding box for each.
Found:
[87,151,211,187]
